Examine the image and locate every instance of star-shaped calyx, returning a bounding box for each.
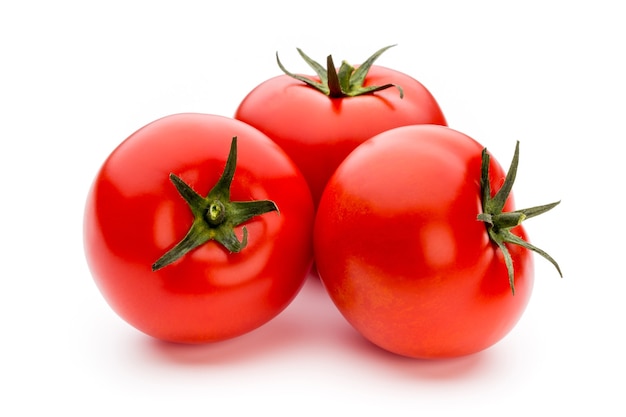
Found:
[276,45,404,98]
[477,141,562,294]
[152,136,278,271]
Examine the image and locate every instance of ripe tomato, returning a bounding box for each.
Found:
[84,113,314,344]
[235,45,447,206]
[314,125,561,358]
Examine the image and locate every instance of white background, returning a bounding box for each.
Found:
[2,1,624,415]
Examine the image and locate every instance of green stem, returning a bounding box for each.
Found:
[152,137,278,271]
[477,141,562,294]
[206,200,226,226]
[276,45,403,98]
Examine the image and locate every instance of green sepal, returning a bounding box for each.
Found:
[276,45,403,98]
[152,137,278,271]
[478,141,562,294]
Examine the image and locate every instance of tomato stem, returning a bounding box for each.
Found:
[207,200,226,225]
[152,137,279,271]
[276,45,404,98]
[478,141,562,294]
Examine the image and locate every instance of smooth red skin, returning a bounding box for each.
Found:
[314,125,534,359]
[235,65,447,206]
[84,113,314,344]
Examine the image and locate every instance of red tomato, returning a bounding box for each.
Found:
[314,125,561,358]
[235,46,447,206]
[84,113,314,343]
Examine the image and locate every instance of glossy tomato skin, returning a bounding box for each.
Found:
[84,113,314,343]
[314,125,534,359]
[235,66,447,206]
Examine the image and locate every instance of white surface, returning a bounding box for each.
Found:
[2,1,623,415]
